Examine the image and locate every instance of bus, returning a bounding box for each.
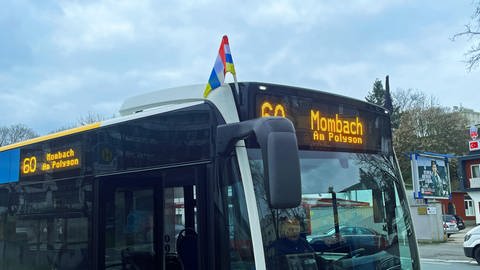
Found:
[0,82,419,270]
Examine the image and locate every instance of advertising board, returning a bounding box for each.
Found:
[411,153,451,199]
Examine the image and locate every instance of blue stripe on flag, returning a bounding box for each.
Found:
[0,149,20,183]
[225,54,233,64]
[208,69,221,90]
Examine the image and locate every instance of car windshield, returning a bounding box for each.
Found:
[323,226,376,236]
[248,149,419,270]
[443,215,455,222]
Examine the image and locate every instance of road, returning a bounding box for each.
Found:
[421,259,478,269]
[418,225,477,269]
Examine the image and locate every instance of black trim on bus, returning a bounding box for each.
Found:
[205,162,215,270]
[237,82,393,155]
[93,159,212,178]
[93,176,103,270]
[154,177,163,269]
[238,82,388,121]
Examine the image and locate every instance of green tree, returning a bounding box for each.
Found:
[393,105,469,189]
[365,79,385,106]
[365,78,402,129]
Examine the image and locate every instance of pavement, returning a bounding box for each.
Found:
[417,225,477,263]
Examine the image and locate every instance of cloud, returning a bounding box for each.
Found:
[309,62,373,96]
[259,44,296,76]
[376,28,480,110]
[2,0,480,135]
[49,0,407,56]
[379,42,411,56]
[49,0,225,55]
[0,68,120,133]
[245,0,405,29]
[31,74,82,97]
[51,0,139,53]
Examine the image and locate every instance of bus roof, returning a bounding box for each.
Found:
[119,84,205,116]
[0,81,388,152]
[0,100,205,153]
[0,83,236,153]
[0,123,101,152]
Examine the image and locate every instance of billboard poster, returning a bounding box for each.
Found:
[411,153,451,199]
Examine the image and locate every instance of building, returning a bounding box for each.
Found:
[457,106,480,224]
[439,191,476,225]
[459,152,480,225]
[455,106,480,126]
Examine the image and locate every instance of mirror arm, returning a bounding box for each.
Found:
[216,117,301,209]
[216,117,293,156]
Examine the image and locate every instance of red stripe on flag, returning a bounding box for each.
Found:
[219,35,229,72]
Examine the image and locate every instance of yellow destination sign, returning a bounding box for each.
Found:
[21,147,81,175]
[259,100,365,146]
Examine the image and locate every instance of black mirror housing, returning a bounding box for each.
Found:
[265,131,301,208]
[216,117,301,209]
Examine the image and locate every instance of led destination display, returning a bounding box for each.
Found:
[256,93,388,152]
[309,110,363,144]
[21,146,81,176]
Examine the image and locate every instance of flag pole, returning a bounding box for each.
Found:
[232,74,240,95]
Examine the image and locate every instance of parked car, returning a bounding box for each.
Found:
[453,214,466,230]
[464,225,480,264]
[442,214,459,237]
[308,226,387,255]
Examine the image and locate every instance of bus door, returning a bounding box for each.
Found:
[97,165,206,270]
[162,166,206,270]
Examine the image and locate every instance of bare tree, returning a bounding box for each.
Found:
[452,1,480,71]
[77,112,107,126]
[392,88,438,112]
[50,112,111,133]
[0,124,38,146]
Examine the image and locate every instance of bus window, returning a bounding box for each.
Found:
[104,187,155,270]
[101,166,205,270]
[164,185,198,270]
[248,149,417,270]
[0,179,91,270]
[215,154,255,269]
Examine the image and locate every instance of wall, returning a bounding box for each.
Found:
[438,192,476,222]
[406,190,446,242]
[462,158,480,224]
[464,159,480,189]
[409,201,445,242]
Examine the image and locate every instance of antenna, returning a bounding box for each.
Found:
[384,75,393,112]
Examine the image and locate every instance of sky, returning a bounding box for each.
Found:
[1,0,479,135]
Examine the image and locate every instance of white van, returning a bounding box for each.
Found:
[463,225,480,263]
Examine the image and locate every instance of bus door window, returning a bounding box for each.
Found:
[164,184,198,270]
[104,187,155,270]
[214,155,255,269]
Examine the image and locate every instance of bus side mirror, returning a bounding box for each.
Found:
[264,131,301,208]
[217,117,301,209]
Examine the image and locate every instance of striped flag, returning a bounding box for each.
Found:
[203,35,237,98]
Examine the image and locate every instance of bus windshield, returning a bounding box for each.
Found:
[247,149,419,270]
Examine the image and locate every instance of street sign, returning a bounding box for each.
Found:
[471,125,478,140]
[470,140,480,151]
